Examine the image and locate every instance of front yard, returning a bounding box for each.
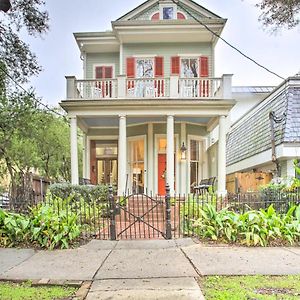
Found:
[200,275,300,300]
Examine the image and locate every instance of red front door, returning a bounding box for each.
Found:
[158,154,166,195]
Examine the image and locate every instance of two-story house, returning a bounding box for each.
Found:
[60,0,235,196]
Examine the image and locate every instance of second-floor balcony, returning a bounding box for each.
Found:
[65,74,232,101]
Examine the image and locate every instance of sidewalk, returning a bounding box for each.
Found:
[1,239,300,299]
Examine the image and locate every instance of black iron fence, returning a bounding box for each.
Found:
[1,187,300,240]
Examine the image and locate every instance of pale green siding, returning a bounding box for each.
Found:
[86,53,119,79]
[122,43,213,77]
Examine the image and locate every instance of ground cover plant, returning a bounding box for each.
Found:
[0,197,81,249]
[0,281,76,300]
[184,203,300,246]
[200,275,300,300]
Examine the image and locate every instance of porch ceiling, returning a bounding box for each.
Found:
[79,116,211,129]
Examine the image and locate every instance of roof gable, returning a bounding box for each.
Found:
[116,0,223,22]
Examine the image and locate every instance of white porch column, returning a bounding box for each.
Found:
[118,115,127,195]
[180,123,187,195]
[147,123,154,194]
[70,116,79,185]
[86,137,91,180]
[167,115,175,196]
[82,133,87,178]
[217,116,227,195]
[119,43,124,75]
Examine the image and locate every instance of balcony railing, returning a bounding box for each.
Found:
[126,78,169,98]
[76,79,117,99]
[178,78,222,98]
[65,75,232,100]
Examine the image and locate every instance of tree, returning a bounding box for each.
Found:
[256,0,300,30]
[0,0,49,83]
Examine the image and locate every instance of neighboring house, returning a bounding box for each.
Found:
[60,0,237,196]
[227,75,300,180]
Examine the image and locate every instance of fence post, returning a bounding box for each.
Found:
[165,184,172,240]
[109,185,117,240]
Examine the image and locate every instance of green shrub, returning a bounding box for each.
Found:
[0,197,81,250]
[48,183,113,203]
[191,204,300,246]
[0,209,30,247]
[29,201,81,250]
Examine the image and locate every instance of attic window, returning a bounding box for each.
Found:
[163,7,174,19]
[159,3,177,20]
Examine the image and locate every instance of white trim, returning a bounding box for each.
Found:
[127,135,147,194]
[92,63,116,79]
[133,54,157,58]
[154,134,179,195]
[178,54,203,57]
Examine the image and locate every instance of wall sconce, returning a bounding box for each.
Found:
[180,142,187,161]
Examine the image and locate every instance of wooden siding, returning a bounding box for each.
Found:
[122,43,213,77]
[86,53,119,79]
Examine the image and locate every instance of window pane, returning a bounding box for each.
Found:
[181,58,199,78]
[190,140,199,161]
[163,7,174,19]
[136,59,154,78]
[190,161,198,186]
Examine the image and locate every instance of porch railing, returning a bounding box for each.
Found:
[179,77,222,98]
[76,79,117,99]
[65,75,232,100]
[126,78,169,98]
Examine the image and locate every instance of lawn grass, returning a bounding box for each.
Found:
[0,281,76,300]
[200,275,300,300]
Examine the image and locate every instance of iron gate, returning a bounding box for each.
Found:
[108,186,172,240]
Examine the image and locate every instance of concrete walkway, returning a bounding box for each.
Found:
[1,239,300,299]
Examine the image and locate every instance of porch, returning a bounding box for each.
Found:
[63,100,235,196]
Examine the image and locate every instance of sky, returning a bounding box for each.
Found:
[22,0,300,106]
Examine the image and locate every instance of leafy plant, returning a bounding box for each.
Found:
[191,203,300,246]
[29,201,81,250]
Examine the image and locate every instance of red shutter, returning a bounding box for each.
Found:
[200,56,209,77]
[171,56,180,75]
[126,57,135,78]
[177,12,186,19]
[95,66,103,79]
[152,12,159,20]
[104,66,113,79]
[155,57,164,77]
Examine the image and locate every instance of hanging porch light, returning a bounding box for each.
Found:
[0,0,11,13]
[180,142,187,161]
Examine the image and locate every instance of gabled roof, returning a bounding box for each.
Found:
[116,0,223,22]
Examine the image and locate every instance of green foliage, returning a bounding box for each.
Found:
[0,209,30,247]
[201,275,300,300]
[191,204,300,246]
[0,0,49,83]
[29,201,81,250]
[0,281,76,300]
[49,183,113,203]
[256,0,300,31]
[0,197,81,249]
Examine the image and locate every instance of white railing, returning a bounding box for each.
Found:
[76,79,117,99]
[66,75,232,100]
[126,78,169,98]
[179,78,222,98]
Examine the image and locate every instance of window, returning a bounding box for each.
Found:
[95,66,113,79]
[129,139,145,194]
[181,58,199,78]
[136,58,154,78]
[163,7,174,19]
[190,140,201,190]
